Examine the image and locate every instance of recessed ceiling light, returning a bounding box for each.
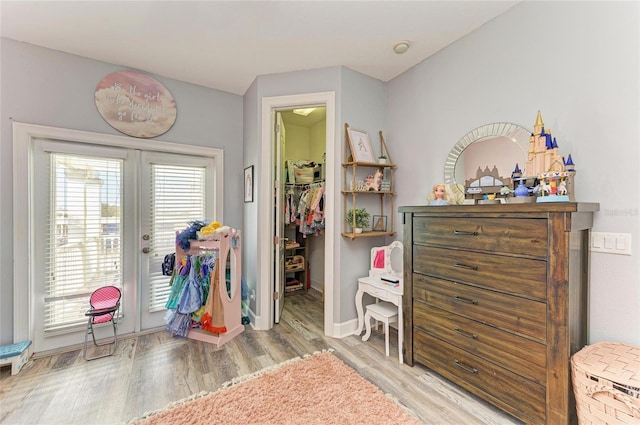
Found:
[293,108,316,116]
[393,41,410,54]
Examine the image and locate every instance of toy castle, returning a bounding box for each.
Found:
[516,111,576,201]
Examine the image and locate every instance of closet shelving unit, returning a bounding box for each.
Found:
[284,227,308,294]
[283,179,324,293]
[174,229,244,348]
[342,123,396,239]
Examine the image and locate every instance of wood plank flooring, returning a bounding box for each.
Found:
[0,289,522,424]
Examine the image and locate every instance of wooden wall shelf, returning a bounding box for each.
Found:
[342,123,395,239]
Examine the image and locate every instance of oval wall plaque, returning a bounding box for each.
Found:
[95,71,177,138]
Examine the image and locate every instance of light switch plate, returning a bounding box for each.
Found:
[590,232,631,255]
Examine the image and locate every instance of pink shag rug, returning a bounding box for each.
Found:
[132,350,420,425]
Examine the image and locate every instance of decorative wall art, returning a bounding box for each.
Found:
[95,71,177,138]
[346,126,375,163]
[372,215,387,232]
[244,166,254,203]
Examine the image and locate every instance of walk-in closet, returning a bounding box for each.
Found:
[279,107,326,311]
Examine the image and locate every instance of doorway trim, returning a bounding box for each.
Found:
[259,92,336,336]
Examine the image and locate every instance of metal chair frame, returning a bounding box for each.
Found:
[83,286,121,361]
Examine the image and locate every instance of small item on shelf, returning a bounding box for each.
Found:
[290,160,318,184]
[285,255,305,271]
[364,169,383,191]
[285,283,304,292]
[381,273,400,286]
[285,277,304,293]
[345,208,371,231]
[197,221,223,239]
[285,240,300,249]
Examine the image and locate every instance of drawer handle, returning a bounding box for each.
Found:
[453,230,478,236]
[453,295,478,305]
[454,359,478,374]
[454,328,478,339]
[453,262,478,271]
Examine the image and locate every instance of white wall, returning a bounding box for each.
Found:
[388,1,639,345]
[284,123,309,162]
[0,38,244,345]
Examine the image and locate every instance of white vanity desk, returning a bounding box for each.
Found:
[353,241,404,364]
[354,275,403,364]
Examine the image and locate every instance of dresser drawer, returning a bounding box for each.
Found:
[414,330,546,424]
[414,274,546,341]
[414,245,547,300]
[414,302,546,384]
[413,216,548,258]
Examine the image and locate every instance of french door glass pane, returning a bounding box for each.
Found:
[44,153,123,332]
[147,164,207,312]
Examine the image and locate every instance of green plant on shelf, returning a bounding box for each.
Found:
[345,208,370,230]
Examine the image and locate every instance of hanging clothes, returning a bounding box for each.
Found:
[200,260,227,334]
[165,256,191,310]
[177,255,204,314]
[296,183,325,236]
[165,252,224,336]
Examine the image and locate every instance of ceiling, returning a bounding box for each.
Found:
[0,1,519,96]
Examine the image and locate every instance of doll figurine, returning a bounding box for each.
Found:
[427,183,448,206]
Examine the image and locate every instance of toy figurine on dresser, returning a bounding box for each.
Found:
[523,111,577,202]
[427,183,448,205]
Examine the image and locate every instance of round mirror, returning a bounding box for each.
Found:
[443,122,531,188]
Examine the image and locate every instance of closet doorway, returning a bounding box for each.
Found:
[275,107,327,323]
[261,91,336,334]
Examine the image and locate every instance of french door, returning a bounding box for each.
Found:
[26,131,217,353]
[139,151,215,330]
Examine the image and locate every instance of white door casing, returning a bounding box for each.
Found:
[257,92,336,335]
[274,111,286,323]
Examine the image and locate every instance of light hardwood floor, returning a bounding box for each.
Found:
[0,289,522,425]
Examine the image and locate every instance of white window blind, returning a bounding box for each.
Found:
[44,153,123,332]
[147,164,207,312]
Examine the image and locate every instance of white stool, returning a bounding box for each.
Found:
[362,301,398,358]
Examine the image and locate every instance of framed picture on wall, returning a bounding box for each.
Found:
[244,166,254,203]
[346,126,375,163]
[372,215,387,232]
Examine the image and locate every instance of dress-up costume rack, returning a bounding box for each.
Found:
[171,229,243,348]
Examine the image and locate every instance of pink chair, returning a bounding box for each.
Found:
[83,286,121,361]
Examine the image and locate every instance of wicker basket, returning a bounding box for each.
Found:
[572,342,640,424]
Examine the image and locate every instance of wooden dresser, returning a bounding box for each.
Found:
[399,203,598,424]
